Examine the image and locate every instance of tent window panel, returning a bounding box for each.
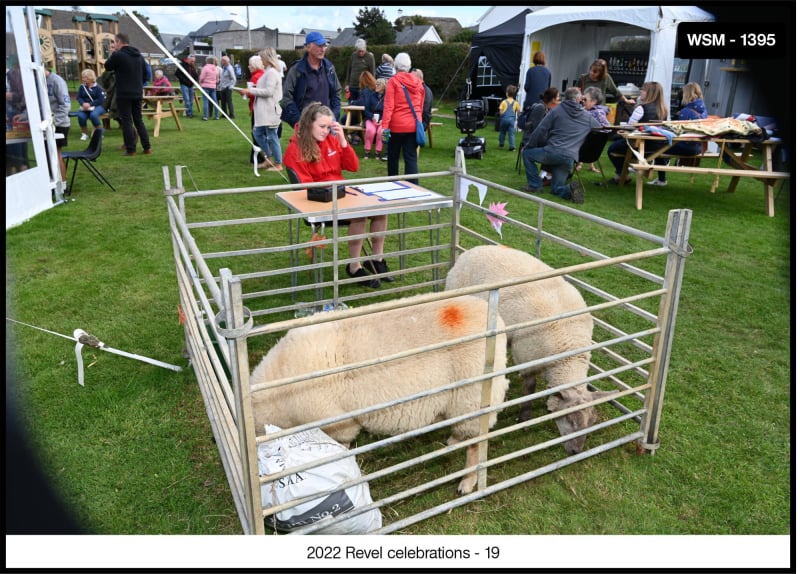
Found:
[476,55,502,88]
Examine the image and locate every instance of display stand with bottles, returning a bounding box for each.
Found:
[599,50,648,88]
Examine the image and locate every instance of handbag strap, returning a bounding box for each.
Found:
[400,84,420,122]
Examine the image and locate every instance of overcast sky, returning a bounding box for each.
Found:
[39,6,491,37]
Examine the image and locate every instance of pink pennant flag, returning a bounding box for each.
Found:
[486,202,508,237]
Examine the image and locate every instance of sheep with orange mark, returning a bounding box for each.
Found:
[445,245,614,454]
[250,294,509,495]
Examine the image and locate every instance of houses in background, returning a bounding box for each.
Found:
[38,8,467,80]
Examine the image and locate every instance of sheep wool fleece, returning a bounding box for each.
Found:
[250,295,509,445]
[445,245,593,385]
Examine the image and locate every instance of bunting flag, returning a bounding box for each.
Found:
[486,202,508,237]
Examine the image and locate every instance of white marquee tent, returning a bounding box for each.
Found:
[6,6,63,229]
[519,5,715,116]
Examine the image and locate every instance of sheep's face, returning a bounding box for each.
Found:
[547,392,599,455]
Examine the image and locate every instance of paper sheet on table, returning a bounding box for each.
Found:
[353,182,410,194]
[373,188,435,201]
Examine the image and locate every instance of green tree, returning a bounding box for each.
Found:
[353,6,396,45]
[394,14,431,31]
[132,10,159,37]
[448,29,475,44]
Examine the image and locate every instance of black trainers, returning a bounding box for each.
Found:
[364,259,394,282]
[345,265,380,288]
[568,181,585,204]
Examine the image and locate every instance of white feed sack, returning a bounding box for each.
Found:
[257,424,382,534]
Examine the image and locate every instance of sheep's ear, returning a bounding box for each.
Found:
[591,390,618,401]
[546,394,563,412]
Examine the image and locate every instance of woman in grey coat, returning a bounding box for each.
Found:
[244,49,283,171]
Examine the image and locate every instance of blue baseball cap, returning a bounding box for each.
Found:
[305,31,328,46]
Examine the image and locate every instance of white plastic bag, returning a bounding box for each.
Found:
[257,424,382,534]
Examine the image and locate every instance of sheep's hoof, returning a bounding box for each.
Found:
[457,474,477,495]
[517,406,533,422]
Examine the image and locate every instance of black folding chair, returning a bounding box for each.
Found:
[61,128,115,194]
[569,130,610,194]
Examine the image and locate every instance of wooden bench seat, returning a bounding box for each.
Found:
[630,163,790,181]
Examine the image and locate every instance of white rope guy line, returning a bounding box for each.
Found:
[124,9,289,181]
[7,318,183,386]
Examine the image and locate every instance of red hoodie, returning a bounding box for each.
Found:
[247,68,264,113]
[381,71,424,134]
[283,132,359,183]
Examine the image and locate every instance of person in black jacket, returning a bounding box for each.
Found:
[412,68,433,132]
[176,55,199,118]
[104,33,151,155]
[280,32,341,128]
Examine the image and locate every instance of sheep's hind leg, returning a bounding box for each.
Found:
[517,373,537,422]
[454,440,479,495]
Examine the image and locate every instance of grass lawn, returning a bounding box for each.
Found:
[6,92,791,543]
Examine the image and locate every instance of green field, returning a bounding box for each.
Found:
[6,91,791,545]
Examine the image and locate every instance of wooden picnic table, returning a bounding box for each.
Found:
[619,131,788,216]
[141,95,183,137]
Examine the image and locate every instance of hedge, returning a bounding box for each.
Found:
[229,42,472,104]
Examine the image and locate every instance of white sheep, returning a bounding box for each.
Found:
[250,295,510,495]
[445,245,613,454]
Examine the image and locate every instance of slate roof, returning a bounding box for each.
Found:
[395,25,441,45]
[298,28,339,42]
[170,19,245,55]
[158,33,184,52]
[330,28,361,48]
[331,25,442,47]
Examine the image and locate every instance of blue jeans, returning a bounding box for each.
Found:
[655,141,703,181]
[499,115,516,148]
[201,87,218,119]
[522,147,574,199]
[608,136,671,176]
[180,84,194,117]
[607,136,629,175]
[76,105,106,128]
[253,125,282,165]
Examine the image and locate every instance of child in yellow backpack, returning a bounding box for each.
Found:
[498,84,521,151]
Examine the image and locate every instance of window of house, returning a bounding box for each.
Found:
[476,55,501,88]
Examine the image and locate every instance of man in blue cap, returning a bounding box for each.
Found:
[281,31,341,128]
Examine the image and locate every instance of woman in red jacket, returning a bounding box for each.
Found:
[381,52,424,184]
[284,102,392,289]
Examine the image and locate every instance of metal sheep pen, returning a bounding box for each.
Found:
[162,150,692,534]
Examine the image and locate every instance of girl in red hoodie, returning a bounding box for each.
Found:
[284,103,392,289]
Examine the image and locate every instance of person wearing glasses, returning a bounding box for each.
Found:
[280,31,341,129]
